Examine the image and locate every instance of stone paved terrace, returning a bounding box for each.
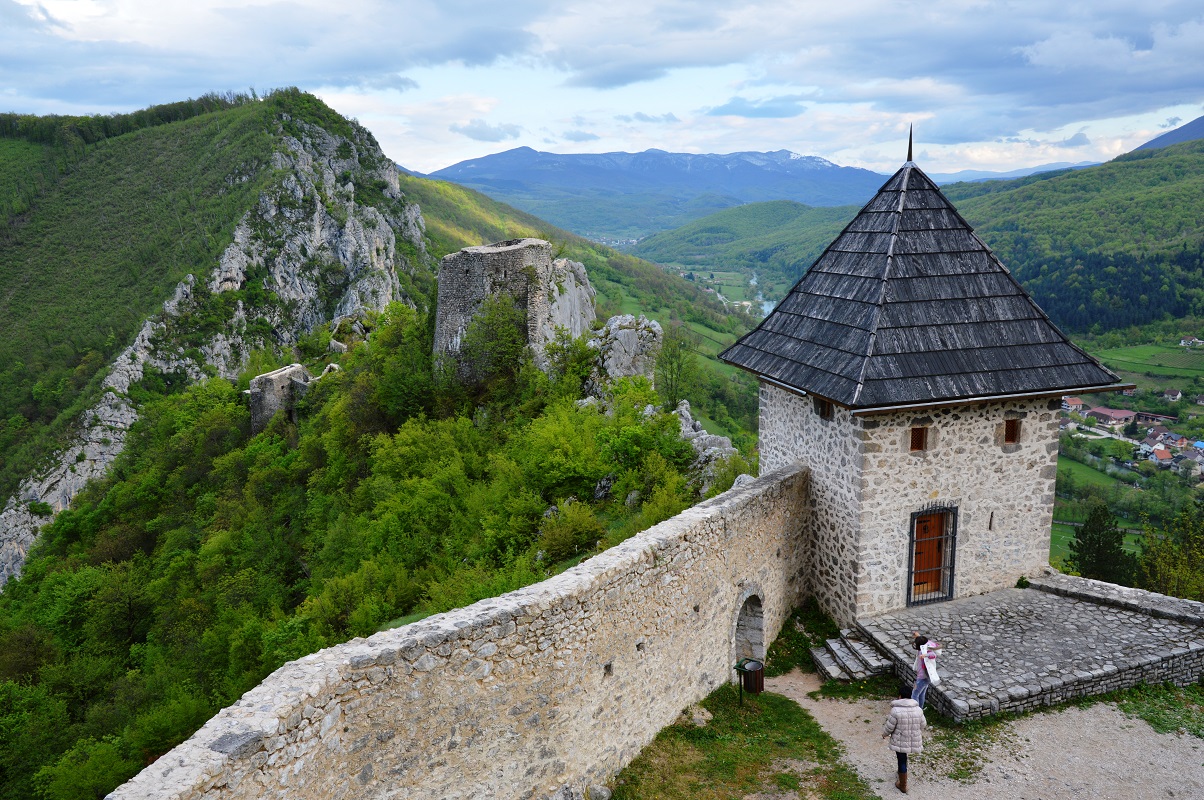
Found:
[857,571,1204,722]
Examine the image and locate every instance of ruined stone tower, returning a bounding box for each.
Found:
[721,159,1128,625]
[433,238,596,373]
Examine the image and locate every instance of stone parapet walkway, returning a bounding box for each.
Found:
[857,573,1204,722]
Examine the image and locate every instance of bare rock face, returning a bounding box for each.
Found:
[433,238,596,373]
[587,314,663,388]
[676,399,739,493]
[0,115,428,588]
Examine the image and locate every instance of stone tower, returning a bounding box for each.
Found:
[721,159,1128,625]
[433,238,595,374]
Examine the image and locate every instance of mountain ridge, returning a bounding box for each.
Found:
[632,139,1204,333]
[427,146,887,240]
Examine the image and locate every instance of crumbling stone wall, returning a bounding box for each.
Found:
[433,238,596,373]
[112,465,810,800]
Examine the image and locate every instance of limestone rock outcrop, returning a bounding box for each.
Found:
[433,238,596,374]
[0,115,428,587]
[676,400,739,492]
[587,313,662,389]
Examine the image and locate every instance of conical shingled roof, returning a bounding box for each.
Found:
[720,162,1124,410]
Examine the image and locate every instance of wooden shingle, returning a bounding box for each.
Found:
[719,162,1125,410]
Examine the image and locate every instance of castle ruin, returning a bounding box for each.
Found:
[112,159,1204,800]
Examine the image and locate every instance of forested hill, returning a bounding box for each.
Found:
[0,96,754,504]
[0,95,757,799]
[630,139,1204,334]
[0,95,281,499]
[947,138,1204,332]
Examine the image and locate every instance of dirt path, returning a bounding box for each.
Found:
[766,669,1204,800]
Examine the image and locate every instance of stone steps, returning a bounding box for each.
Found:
[810,646,850,681]
[810,629,894,682]
[825,638,872,679]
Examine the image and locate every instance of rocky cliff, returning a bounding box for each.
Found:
[0,114,429,587]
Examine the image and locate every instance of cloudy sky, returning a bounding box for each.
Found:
[4,0,1203,174]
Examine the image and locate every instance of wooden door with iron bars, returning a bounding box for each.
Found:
[908,507,957,605]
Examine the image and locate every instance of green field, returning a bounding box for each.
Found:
[1050,522,1143,567]
[1057,455,1131,490]
[1094,344,1204,381]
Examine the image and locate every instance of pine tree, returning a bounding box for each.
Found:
[1068,498,1136,585]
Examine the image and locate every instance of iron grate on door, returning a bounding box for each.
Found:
[907,506,957,606]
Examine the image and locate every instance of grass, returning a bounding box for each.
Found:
[1115,681,1204,737]
[1095,344,1204,378]
[763,599,840,678]
[611,686,878,800]
[1057,455,1128,490]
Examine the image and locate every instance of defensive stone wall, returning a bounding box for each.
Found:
[112,464,810,800]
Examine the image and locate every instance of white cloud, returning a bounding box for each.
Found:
[450,118,522,142]
[562,129,600,142]
[3,1,1204,173]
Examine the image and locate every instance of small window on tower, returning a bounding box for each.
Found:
[813,397,833,420]
[1005,418,1021,444]
[910,427,928,452]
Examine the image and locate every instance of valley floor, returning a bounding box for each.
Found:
[767,669,1204,800]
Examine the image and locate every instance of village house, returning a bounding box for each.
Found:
[1087,406,1136,428]
[1179,337,1202,347]
[1061,395,1085,413]
[1150,446,1175,467]
[1164,387,1184,402]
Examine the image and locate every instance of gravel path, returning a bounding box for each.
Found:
[766,669,1204,800]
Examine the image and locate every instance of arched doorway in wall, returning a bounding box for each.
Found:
[733,594,765,665]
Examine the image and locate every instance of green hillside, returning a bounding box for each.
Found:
[630,141,1204,334]
[395,173,759,438]
[0,97,279,497]
[630,200,855,303]
[948,139,1204,331]
[0,97,761,799]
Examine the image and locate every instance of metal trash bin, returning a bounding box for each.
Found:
[735,658,764,695]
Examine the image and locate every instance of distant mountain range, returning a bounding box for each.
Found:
[928,162,1098,183]
[424,147,887,241]
[633,138,1204,333]
[1135,113,1204,152]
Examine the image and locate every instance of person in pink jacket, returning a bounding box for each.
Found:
[910,632,939,708]
[882,684,926,793]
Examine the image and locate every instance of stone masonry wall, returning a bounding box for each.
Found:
[433,238,596,374]
[759,384,862,625]
[112,465,810,800]
[856,397,1060,615]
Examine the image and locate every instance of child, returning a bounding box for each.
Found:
[882,684,926,793]
[910,632,940,707]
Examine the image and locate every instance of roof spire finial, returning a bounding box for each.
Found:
[907,124,913,163]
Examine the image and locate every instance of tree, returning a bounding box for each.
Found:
[459,294,529,404]
[1067,498,1136,585]
[1139,500,1204,601]
[655,323,698,411]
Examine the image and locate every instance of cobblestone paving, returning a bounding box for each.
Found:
[858,573,1204,721]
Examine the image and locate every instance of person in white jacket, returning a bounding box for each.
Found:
[882,684,926,793]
